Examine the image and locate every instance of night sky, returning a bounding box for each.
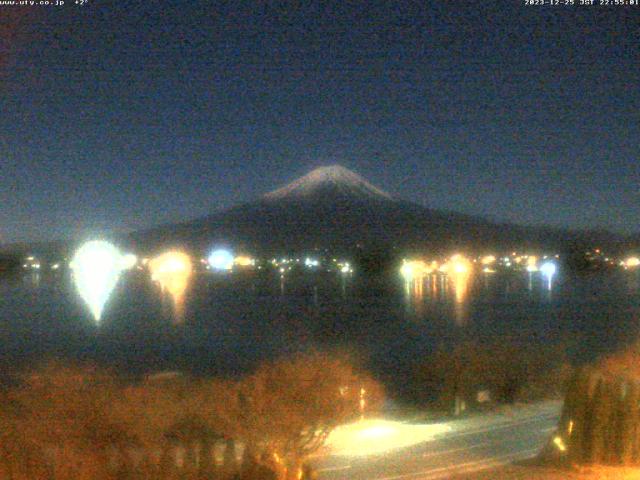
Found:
[1,1,639,243]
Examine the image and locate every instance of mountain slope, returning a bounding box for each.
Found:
[264,165,392,201]
[129,166,628,255]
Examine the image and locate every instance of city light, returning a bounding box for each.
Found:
[452,262,468,275]
[540,261,557,278]
[400,260,430,280]
[624,257,640,269]
[71,240,123,321]
[305,257,319,267]
[340,264,352,274]
[553,436,566,452]
[23,255,41,270]
[400,262,415,280]
[234,255,255,267]
[480,255,496,265]
[208,249,234,271]
[447,254,471,275]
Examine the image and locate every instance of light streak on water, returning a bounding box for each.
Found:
[71,240,123,322]
[149,251,193,322]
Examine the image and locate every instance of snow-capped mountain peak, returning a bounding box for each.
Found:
[264,165,392,201]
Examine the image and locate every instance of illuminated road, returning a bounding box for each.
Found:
[314,401,561,480]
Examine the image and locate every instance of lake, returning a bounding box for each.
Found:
[1,267,639,399]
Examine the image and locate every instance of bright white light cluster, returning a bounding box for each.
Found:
[540,261,557,290]
[340,262,353,274]
[540,261,557,278]
[71,240,123,321]
[305,257,319,267]
[208,249,234,271]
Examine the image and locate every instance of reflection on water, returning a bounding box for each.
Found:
[71,240,124,322]
[402,255,473,325]
[149,251,193,323]
[24,272,41,289]
[400,263,566,326]
[450,270,471,326]
[2,265,640,400]
[277,273,353,305]
[404,276,425,317]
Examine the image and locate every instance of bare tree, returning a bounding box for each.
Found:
[0,354,384,480]
[113,372,203,477]
[233,351,384,480]
[3,361,125,480]
[418,339,571,414]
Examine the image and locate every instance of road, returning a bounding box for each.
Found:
[313,401,562,480]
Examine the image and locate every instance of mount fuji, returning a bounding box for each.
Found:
[263,165,392,201]
[130,165,625,255]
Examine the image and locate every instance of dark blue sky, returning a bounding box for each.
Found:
[1,1,639,243]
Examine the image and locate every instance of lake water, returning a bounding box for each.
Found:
[1,268,639,399]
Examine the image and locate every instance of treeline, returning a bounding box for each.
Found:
[415,339,572,414]
[557,343,640,466]
[0,352,383,480]
[0,254,21,274]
